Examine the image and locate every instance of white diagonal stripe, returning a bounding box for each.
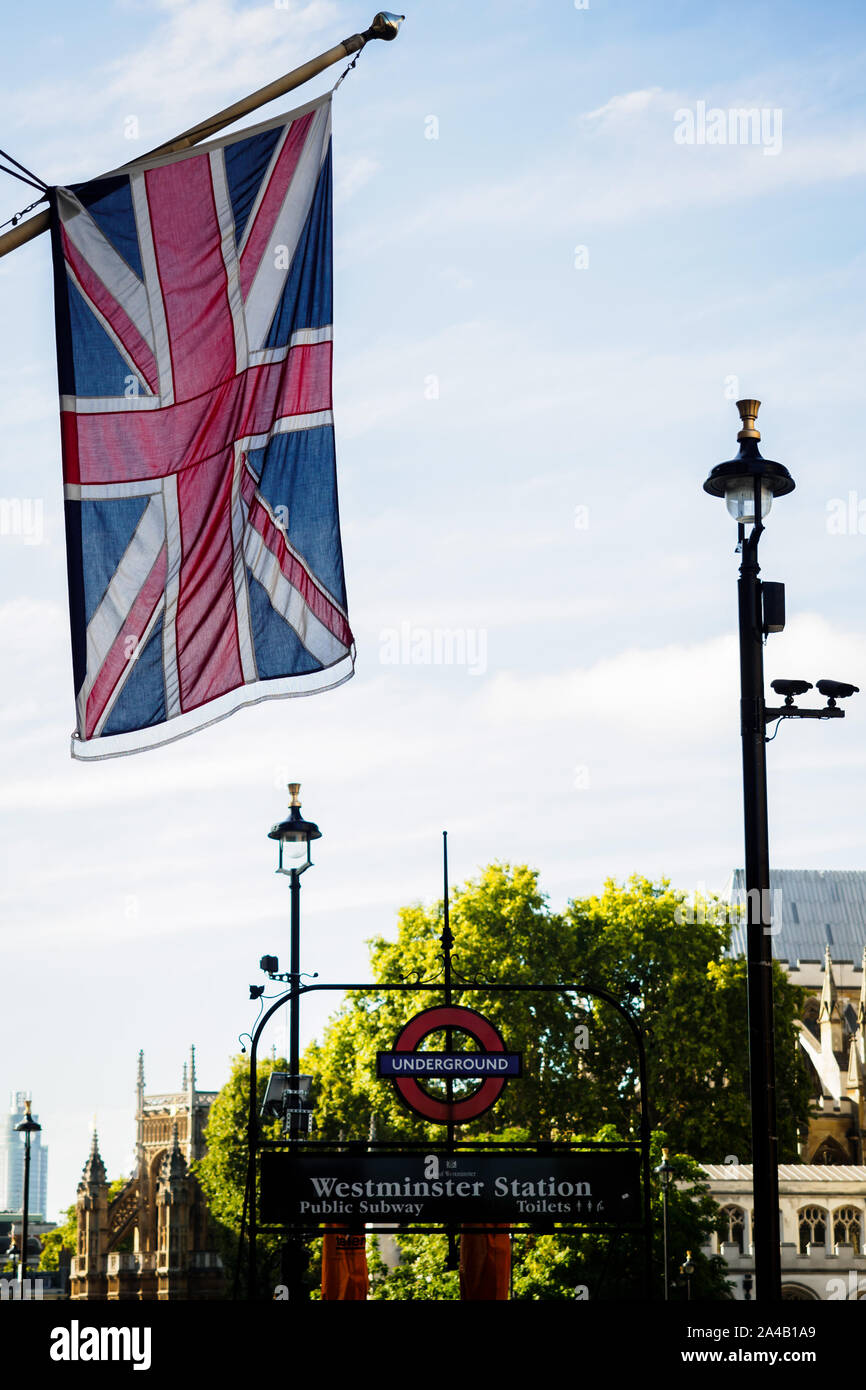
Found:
[78,493,165,728]
[251,485,349,624]
[210,148,248,375]
[243,527,347,667]
[63,262,155,398]
[244,102,331,351]
[92,598,164,739]
[160,475,182,719]
[56,187,154,354]
[237,123,290,260]
[130,172,174,406]
[231,445,257,684]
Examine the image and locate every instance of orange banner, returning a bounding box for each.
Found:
[321,1227,368,1301]
[459,1226,511,1300]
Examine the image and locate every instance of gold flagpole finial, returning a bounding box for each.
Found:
[736,399,761,442]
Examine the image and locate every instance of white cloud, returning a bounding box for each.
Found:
[580,87,666,127]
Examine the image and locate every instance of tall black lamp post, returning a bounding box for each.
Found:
[680,1250,695,1302]
[15,1099,41,1293]
[266,784,320,1302]
[268,783,321,1138]
[704,399,793,1303]
[704,399,858,1302]
[654,1147,674,1301]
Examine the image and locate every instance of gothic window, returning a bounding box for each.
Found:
[812,1137,846,1164]
[833,1205,862,1253]
[798,1206,827,1253]
[721,1205,746,1252]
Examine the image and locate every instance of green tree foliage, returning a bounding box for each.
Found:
[38,1206,78,1272]
[27,1203,75,1274]
[367,1233,460,1300]
[304,867,811,1163]
[510,1133,730,1301]
[562,877,811,1161]
[196,1052,320,1298]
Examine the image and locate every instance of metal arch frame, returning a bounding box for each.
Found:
[242,977,654,1301]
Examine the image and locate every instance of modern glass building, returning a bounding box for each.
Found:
[0,1092,48,1218]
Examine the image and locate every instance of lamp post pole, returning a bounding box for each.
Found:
[704,400,795,1302]
[267,784,321,1301]
[737,486,782,1301]
[655,1148,673,1301]
[705,403,859,1299]
[681,1251,695,1301]
[15,1100,41,1294]
[289,866,301,1142]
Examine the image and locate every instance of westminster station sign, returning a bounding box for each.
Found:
[260,1150,641,1227]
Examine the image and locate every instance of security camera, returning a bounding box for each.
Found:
[816,680,860,700]
[260,954,279,973]
[770,679,812,698]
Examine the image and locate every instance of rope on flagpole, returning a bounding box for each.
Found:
[0,165,46,194]
[331,46,366,93]
[0,147,49,233]
[0,194,48,236]
[0,148,47,191]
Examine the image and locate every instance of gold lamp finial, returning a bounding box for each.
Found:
[288,783,301,807]
[736,399,761,442]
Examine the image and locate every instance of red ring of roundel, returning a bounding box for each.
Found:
[391,1005,508,1123]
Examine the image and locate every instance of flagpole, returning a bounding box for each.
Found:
[0,10,403,261]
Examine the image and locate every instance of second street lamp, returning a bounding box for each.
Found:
[704,399,793,1304]
[266,784,321,1304]
[654,1147,674,1301]
[268,783,321,1138]
[14,1099,42,1295]
[704,399,858,1302]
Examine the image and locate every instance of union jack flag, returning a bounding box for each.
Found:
[50,94,354,759]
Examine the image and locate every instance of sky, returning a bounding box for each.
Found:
[2,0,866,1221]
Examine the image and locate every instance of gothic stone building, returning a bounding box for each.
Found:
[70,1049,224,1300]
[701,870,866,1298]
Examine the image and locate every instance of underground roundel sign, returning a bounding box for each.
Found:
[377,1005,522,1124]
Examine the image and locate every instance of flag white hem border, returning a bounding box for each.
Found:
[69,648,355,761]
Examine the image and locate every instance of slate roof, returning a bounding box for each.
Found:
[725,869,866,966]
